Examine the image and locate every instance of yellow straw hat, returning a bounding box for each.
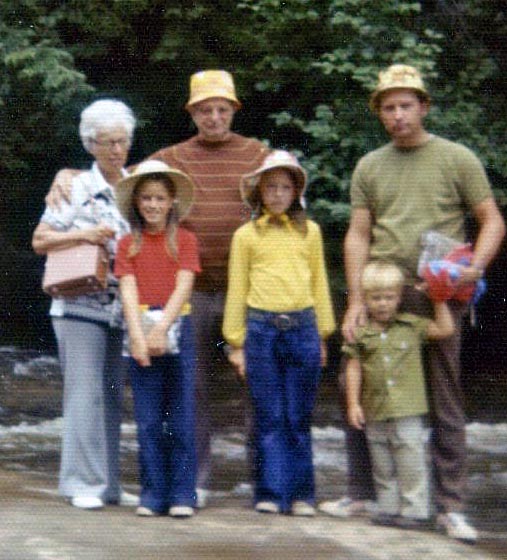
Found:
[185,70,241,110]
[369,64,430,111]
[115,160,195,221]
[240,150,307,209]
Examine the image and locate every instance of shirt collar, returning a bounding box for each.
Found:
[90,162,128,199]
[255,211,292,231]
[361,313,416,336]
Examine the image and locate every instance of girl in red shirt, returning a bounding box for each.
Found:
[114,160,200,518]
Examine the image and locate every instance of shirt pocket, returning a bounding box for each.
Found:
[384,338,417,373]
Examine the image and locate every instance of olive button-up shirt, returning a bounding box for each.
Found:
[343,313,430,422]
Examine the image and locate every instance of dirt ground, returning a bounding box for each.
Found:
[0,468,506,560]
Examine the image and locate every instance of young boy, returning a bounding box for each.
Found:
[345,260,454,529]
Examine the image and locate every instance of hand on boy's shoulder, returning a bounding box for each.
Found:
[45,168,81,209]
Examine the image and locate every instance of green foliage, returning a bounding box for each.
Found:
[0,2,94,244]
[425,0,507,193]
[1,0,506,252]
[236,0,507,234]
[237,0,444,229]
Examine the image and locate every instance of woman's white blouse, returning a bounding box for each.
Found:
[40,162,130,326]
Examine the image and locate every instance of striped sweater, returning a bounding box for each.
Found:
[150,133,268,291]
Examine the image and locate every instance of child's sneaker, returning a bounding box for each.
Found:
[136,506,161,517]
[117,490,140,507]
[255,501,280,514]
[169,506,194,518]
[318,497,373,518]
[436,512,477,544]
[291,501,316,517]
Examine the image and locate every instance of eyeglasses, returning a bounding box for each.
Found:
[91,138,130,149]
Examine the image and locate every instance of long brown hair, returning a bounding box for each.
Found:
[126,173,180,259]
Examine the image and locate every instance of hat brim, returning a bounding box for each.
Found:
[185,93,241,111]
[240,164,307,209]
[116,167,195,222]
[369,86,431,112]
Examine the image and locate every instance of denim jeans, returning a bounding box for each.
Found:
[245,309,321,512]
[129,316,196,512]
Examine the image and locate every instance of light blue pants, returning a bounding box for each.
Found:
[366,415,429,519]
[53,317,125,501]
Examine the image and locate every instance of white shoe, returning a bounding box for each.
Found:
[291,501,316,517]
[255,501,280,514]
[436,512,478,543]
[169,506,194,518]
[71,496,104,510]
[196,488,208,509]
[136,506,161,517]
[118,490,140,507]
[318,497,373,518]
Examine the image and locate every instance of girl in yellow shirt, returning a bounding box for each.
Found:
[223,150,335,515]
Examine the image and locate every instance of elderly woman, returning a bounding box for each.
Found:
[32,99,139,510]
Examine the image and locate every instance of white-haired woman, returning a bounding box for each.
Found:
[32,99,139,510]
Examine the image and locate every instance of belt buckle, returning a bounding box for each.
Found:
[274,314,292,330]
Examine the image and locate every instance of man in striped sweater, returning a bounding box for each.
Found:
[148,71,268,505]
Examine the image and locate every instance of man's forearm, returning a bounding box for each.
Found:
[473,222,505,270]
[343,208,372,304]
[472,198,506,270]
[344,229,370,305]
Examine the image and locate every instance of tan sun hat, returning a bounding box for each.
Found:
[185,70,241,110]
[240,150,307,209]
[369,64,430,111]
[115,160,195,221]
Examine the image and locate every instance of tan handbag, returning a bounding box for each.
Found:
[42,243,109,298]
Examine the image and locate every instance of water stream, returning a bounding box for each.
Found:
[1,346,506,545]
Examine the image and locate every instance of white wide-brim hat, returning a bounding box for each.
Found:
[240,150,307,209]
[115,160,195,221]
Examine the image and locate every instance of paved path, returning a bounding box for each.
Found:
[0,471,504,560]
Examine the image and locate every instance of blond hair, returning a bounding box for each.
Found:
[361,261,404,293]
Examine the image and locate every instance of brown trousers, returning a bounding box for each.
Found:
[191,291,226,489]
[340,286,467,513]
[191,291,254,490]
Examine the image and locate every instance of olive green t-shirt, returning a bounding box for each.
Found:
[343,313,430,422]
[351,136,493,279]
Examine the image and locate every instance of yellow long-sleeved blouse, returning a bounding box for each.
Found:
[223,214,336,348]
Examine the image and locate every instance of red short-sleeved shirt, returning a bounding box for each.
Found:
[114,228,201,307]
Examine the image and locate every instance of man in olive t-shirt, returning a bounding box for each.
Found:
[320,64,505,543]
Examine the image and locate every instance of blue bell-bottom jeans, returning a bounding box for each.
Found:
[245,308,321,513]
[129,316,196,513]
